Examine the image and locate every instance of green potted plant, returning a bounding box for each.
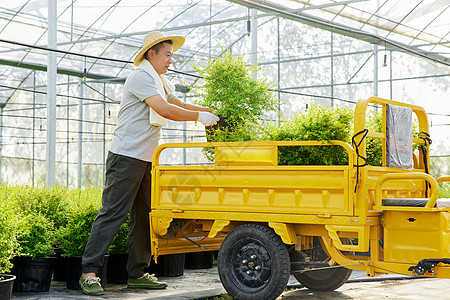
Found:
[4,185,63,293]
[58,188,107,290]
[11,213,56,292]
[0,197,20,300]
[193,49,277,137]
[5,185,71,281]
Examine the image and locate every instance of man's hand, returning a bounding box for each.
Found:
[198,111,219,126]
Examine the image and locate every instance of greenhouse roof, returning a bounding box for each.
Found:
[1,1,449,93]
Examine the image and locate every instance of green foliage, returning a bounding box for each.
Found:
[440,183,450,198]
[0,184,103,260]
[260,104,354,165]
[0,185,70,259]
[0,197,20,273]
[6,185,70,230]
[193,49,277,127]
[59,204,99,257]
[58,187,102,257]
[16,214,55,258]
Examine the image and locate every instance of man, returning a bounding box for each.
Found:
[79,31,219,296]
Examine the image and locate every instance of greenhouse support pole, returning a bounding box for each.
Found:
[250,8,258,77]
[277,17,281,126]
[183,93,187,166]
[390,50,393,100]
[33,71,36,186]
[374,0,380,98]
[67,75,70,186]
[374,44,379,97]
[103,82,106,180]
[330,33,334,107]
[78,78,83,188]
[46,0,57,186]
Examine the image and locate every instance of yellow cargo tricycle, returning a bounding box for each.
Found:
[150,96,450,300]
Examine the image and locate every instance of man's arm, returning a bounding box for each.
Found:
[145,94,198,121]
[169,97,212,113]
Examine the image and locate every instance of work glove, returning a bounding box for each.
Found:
[198,111,219,126]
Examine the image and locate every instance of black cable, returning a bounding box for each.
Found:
[352,129,369,193]
[419,131,432,197]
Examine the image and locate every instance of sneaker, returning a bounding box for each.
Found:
[127,273,167,289]
[79,275,104,296]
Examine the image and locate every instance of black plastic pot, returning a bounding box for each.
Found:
[150,254,185,277]
[106,253,128,284]
[65,255,108,290]
[10,256,56,292]
[185,251,214,269]
[0,274,15,300]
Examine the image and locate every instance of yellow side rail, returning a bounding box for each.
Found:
[437,176,450,185]
[152,140,354,168]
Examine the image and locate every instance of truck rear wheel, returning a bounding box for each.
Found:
[292,237,352,291]
[217,224,290,300]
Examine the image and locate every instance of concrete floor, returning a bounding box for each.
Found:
[283,275,450,300]
[11,268,450,299]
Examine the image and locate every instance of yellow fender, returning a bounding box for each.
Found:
[268,222,297,245]
[208,220,230,238]
[152,217,173,237]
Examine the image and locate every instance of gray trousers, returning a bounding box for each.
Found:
[81,151,152,278]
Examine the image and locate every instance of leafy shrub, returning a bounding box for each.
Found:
[0,198,20,273]
[193,49,276,128]
[58,187,102,257]
[260,104,354,165]
[6,185,70,230]
[440,183,450,198]
[59,204,100,257]
[16,214,55,258]
[0,185,61,260]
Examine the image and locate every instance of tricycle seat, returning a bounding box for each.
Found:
[382,198,450,209]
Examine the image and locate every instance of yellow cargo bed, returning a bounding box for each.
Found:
[149,97,450,300]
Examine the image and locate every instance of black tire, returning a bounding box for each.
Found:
[217,224,290,300]
[292,237,352,291]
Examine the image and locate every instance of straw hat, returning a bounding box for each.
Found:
[133,31,185,66]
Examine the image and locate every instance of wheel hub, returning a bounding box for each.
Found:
[231,241,272,290]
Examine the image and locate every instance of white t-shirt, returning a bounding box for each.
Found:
[109,68,175,162]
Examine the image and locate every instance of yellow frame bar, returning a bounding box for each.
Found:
[152,140,354,167]
[373,172,439,210]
